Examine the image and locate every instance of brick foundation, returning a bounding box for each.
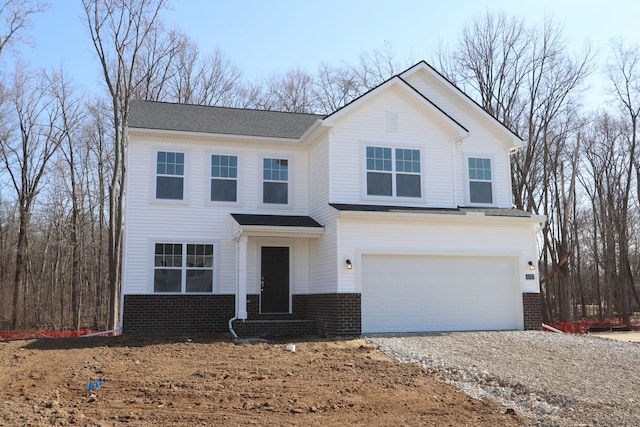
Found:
[122,294,235,335]
[123,292,535,337]
[306,293,361,336]
[123,293,362,338]
[523,293,543,330]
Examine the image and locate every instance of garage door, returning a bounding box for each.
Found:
[361,254,521,333]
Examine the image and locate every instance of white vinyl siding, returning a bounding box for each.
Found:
[328,86,455,208]
[403,70,516,208]
[309,136,339,293]
[123,133,310,295]
[336,215,540,295]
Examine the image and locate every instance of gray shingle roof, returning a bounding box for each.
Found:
[329,203,534,218]
[128,100,324,139]
[231,214,323,227]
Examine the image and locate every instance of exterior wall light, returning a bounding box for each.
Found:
[346,259,353,269]
[528,261,535,271]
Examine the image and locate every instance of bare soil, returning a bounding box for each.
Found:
[0,335,525,426]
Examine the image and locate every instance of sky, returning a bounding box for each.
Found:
[5,0,640,104]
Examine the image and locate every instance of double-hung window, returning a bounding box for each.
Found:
[154,243,213,293]
[366,146,421,198]
[156,151,184,200]
[468,157,493,204]
[211,154,237,202]
[263,158,288,204]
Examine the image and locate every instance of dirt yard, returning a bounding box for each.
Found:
[0,335,525,426]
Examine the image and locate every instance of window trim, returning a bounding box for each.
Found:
[361,142,425,202]
[209,152,240,205]
[151,240,216,294]
[464,154,495,206]
[260,155,292,208]
[153,149,188,203]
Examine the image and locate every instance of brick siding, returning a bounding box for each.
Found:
[122,294,234,335]
[124,292,534,337]
[522,293,542,330]
[123,293,362,337]
[305,293,361,336]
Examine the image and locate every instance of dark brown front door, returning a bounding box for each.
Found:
[260,246,290,313]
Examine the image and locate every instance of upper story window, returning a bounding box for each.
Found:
[263,158,288,204]
[156,151,184,200]
[154,243,213,293]
[211,154,237,202]
[366,146,421,198]
[468,157,493,204]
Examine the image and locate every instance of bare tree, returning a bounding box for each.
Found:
[0,67,65,329]
[0,0,46,57]
[438,12,593,322]
[580,114,622,319]
[82,0,169,330]
[47,69,86,330]
[605,39,640,323]
[130,22,182,102]
[167,39,243,106]
[312,62,359,114]
[349,41,410,96]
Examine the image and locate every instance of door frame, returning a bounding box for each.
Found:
[258,242,292,314]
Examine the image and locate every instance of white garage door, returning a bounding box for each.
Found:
[361,254,521,333]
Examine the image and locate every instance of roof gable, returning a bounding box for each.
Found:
[400,61,522,143]
[126,61,521,146]
[322,75,469,138]
[128,100,324,140]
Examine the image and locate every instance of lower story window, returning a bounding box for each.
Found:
[154,243,213,293]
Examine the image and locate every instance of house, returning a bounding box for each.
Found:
[122,61,545,337]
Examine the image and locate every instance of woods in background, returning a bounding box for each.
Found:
[1,0,640,330]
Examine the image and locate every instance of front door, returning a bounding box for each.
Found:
[260,246,290,313]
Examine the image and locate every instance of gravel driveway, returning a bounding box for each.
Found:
[367,331,640,426]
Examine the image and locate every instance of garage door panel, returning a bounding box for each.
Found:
[362,254,521,333]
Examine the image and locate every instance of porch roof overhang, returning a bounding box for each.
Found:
[231,214,325,239]
[329,203,546,224]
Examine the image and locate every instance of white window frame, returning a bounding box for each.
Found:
[151,241,216,294]
[260,155,292,208]
[361,142,424,202]
[209,152,240,204]
[465,154,495,206]
[153,149,187,203]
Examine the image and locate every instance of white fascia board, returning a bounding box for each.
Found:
[232,225,325,240]
[401,62,523,147]
[322,78,469,138]
[336,209,546,225]
[128,127,305,145]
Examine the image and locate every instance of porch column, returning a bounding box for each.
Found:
[237,235,248,320]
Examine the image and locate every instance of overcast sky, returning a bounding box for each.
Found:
[5,0,640,105]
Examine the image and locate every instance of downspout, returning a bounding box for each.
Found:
[82,326,122,337]
[452,140,458,205]
[228,315,238,340]
[452,133,466,206]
